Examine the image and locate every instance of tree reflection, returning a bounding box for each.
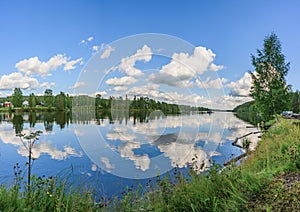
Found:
[55,111,71,129]
[12,114,24,134]
[29,112,36,128]
[44,112,54,132]
[2,109,169,133]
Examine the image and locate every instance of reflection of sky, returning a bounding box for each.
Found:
[75,112,260,178]
[0,123,82,160]
[0,112,260,195]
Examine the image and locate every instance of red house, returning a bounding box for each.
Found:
[4,102,13,108]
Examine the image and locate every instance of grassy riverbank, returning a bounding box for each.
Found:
[115,118,300,211]
[1,119,299,211]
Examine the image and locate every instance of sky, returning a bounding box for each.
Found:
[0,0,299,109]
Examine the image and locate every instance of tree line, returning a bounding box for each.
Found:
[0,88,211,114]
[0,88,72,111]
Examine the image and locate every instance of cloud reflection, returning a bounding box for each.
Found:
[0,126,82,161]
[100,112,260,173]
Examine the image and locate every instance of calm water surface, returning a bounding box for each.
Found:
[0,111,259,197]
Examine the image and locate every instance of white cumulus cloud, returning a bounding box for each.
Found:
[196,77,228,89]
[226,72,252,96]
[64,57,83,71]
[15,54,83,76]
[0,72,39,90]
[69,81,86,89]
[100,45,115,59]
[118,45,152,77]
[112,86,128,91]
[106,76,137,86]
[40,82,55,88]
[150,46,224,87]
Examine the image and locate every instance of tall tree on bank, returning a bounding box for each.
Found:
[44,89,54,108]
[250,33,290,121]
[12,88,24,107]
[55,92,66,111]
[28,93,36,108]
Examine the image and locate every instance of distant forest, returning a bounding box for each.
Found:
[0,88,211,115]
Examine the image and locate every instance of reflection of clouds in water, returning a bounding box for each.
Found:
[216,113,261,151]
[91,164,97,171]
[0,127,82,160]
[102,112,261,171]
[118,142,151,171]
[105,114,213,143]
[74,128,85,136]
[0,128,23,146]
[18,142,82,160]
[160,143,210,172]
[102,114,216,171]
[106,131,137,142]
[101,157,115,170]
[196,132,223,144]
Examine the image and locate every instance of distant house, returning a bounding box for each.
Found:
[22,100,29,107]
[4,102,13,108]
[37,102,45,107]
[0,103,3,107]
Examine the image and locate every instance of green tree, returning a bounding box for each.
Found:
[28,93,36,108]
[250,33,290,121]
[292,91,299,113]
[12,88,23,107]
[55,92,66,111]
[44,89,54,108]
[65,94,72,110]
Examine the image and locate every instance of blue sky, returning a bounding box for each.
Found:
[0,0,299,109]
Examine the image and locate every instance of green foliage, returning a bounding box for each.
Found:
[250,33,290,121]
[248,174,300,211]
[0,175,102,211]
[17,131,43,189]
[233,101,261,125]
[292,90,300,113]
[12,88,23,108]
[44,89,54,108]
[55,92,66,111]
[95,95,208,115]
[28,93,36,108]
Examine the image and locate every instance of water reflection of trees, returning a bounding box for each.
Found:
[0,111,73,133]
[43,112,55,132]
[13,114,24,134]
[1,109,168,134]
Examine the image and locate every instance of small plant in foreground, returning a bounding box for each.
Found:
[17,130,42,189]
[242,138,251,150]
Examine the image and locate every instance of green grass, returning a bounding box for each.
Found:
[1,119,299,211]
[0,175,103,212]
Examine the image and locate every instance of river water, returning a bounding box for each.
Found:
[0,111,259,198]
